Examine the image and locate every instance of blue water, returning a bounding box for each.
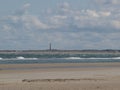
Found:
[0,54,120,64]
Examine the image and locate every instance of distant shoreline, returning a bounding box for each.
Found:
[0,50,120,55]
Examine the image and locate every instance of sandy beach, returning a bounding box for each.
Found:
[1,63,120,90]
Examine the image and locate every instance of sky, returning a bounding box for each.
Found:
[0,0,120,50]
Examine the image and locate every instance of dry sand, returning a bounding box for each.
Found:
[0,63,120,90]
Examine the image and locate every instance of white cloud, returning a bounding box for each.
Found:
[111,0,120,4]
[49,15,68,28]
[14,3,31,16]
[1,2,119,31]
[1,2,120,49]
[95,0,120,5]
[99,11,111,17]
[23,15,49,29]
[111,20,120,29]
[86,10,99,17]
[1,3,49,30]
[59,2,70,11]
[2,15,49,30]
[23,3,31,9]
[57,2,72,15]
[61,2,69,8]
[2,25,11,31]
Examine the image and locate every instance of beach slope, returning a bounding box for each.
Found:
[0,63,120,90]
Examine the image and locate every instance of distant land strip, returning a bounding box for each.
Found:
[0,50,120,55]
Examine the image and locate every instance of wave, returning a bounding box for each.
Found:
[65,57,82,59]
[0,56,120,61]
[0,57,38,60]
[113,57,120,59]
[65,57,120,60]
[17,56,25,59]
[16,56,38,60]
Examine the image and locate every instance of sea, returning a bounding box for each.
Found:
[0,53,120,64]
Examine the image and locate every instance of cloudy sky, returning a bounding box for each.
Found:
[0,0,120,50]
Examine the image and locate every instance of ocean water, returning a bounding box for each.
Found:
[0,54,120,64]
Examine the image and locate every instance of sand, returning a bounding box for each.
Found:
[0,63,120,90]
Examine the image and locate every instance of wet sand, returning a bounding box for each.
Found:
[0,63,120,90]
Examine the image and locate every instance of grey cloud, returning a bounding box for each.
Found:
[94,0,120,5]
[14,3,31,16]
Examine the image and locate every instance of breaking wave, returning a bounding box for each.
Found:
[0,56,120,60]
[65,57,82,59]
[0,54,120,64]
[17,56,25,60]
[0,57,38,60]
[65,57,120,60]
[16,56,38,60]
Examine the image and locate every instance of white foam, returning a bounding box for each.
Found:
[65,57,82,59]
[17,56,25,60]
[0,57,3,60]
[16,57,38,60]
[26,58,38,60]
[88,58,110,59]
[65,57,120,60]
[113,57,120,59]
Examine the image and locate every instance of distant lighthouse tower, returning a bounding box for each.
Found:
[49,43,52,51]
